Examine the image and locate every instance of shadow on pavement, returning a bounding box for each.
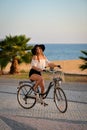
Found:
[0,116,37,130]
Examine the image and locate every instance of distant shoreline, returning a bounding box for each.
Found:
[4,59,87,75]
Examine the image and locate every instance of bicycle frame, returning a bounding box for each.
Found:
[36,69,63,99]
[40,81,54,99]
[18,69,63,99]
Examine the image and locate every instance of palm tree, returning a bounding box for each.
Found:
[0,39,10,74]
[0,35,33,74]
[79,50,87,70]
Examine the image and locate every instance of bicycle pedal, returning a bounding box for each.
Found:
[41,102,48,106]
[44,102,48,106]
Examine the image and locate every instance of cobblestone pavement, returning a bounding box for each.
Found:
[0,78,87,130]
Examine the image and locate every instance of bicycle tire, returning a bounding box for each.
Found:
[54,87,67,113]
[17,84,36,109]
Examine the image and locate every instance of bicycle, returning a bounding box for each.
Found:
[17,66,68,113]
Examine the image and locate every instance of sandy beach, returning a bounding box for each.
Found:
[4,59,87,75]
[52,59,87,75]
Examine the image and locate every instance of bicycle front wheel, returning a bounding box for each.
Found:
[54,87,67,113]
[17,84,36,109]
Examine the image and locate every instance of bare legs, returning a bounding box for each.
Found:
[29,74,45,94]
[30,74,48,106]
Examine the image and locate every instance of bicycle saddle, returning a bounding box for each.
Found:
[19,80,36,86]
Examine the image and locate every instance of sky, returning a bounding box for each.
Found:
[0,0,87,44]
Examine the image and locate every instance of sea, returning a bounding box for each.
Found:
[41,44,87,61]
[30,43,87,61]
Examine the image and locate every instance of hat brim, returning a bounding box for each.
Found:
[31,44,45,55]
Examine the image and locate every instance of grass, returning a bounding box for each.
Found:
[0,73,29,79]
[0,72,87,82]
[64,73,87,82]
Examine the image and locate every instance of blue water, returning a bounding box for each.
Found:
[43,44,87,60]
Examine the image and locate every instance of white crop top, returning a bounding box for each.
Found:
[31,58,49,70]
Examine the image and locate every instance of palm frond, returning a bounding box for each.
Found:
[79,50,87,70]
[79,63,87,70]
[79,56,87,61]
[81,50,87,55]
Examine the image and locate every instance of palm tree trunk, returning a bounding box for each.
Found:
[10,58,19,74]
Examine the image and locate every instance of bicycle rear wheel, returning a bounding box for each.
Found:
[54,87,67,113]
[17,84,36,109]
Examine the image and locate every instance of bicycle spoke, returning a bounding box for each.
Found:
[17,85,36,109]
[54,87,67,113]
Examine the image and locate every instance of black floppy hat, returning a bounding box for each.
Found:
[32,44,45,55]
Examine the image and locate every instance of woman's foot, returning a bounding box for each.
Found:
[41,101,48,106]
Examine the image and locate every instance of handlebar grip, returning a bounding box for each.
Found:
[57,65,62,69]
[43,69,47,72]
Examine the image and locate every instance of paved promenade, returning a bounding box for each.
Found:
[0,78,87,130]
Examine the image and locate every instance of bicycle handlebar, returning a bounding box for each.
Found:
[43,65,64,81]
[43,65,62,73]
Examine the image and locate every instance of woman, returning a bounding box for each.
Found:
[29,44,59,96]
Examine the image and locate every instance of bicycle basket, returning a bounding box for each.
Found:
[53,70,65,82]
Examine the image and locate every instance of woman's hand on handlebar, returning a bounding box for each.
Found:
[43,64,62,72]
[57,65,62,69]
[48,63,62,69]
